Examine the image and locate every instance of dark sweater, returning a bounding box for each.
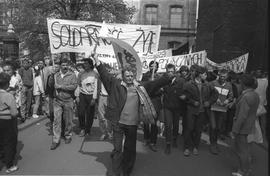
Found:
[18,67,33,87]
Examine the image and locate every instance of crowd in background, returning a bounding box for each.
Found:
[0,55,268,176]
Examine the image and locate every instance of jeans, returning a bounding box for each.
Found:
[183,111,206,150]
[0,119,18,168]
[209,111,227,144]
[111,123,137,175]
[233,134,250,173]
[20,85,33,118]
[164,108,181,144]
[53,99,74,143]
[78,93,95,134]
[32,95,41,115]
[143,122,158,144]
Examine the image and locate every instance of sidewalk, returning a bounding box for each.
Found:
[18,115,47,131]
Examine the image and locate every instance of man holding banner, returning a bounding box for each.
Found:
[91,53,174,176]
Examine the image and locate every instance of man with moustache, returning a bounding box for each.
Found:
[49,58,77,150]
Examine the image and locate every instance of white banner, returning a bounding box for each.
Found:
[143,50,207,73]
[103,37,142,80]
[47,18,161,58]
[206,53,249,73]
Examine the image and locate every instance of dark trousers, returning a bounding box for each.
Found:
[226,108,235,134]
[164,108,181,144]
[0,119,18,168]
[143,121,158,144]
[234,134,250,173]
[20,85,33,118]
[209,111,227,144]
[183,111,206,150]
[78,93,95,133]
[111,123,137,175]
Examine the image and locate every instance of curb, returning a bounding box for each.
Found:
[18,116,47,131]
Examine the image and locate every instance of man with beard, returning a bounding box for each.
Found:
[49,58,77,150]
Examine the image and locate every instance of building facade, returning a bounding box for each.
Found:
[196,0,268,72]
[126,0,198,52]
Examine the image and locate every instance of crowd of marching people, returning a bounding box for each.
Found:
[0,54,268,176]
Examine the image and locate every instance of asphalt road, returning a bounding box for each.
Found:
[0,117,268,176]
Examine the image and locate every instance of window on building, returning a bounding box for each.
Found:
[168,41,181,49]
[170,5,183,28]
[145,5,158,25]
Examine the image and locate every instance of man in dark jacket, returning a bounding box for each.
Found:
[92,54,174,176]
[231,74,260,176]
[141,61,161,152]
[163,64,186,154]
[183,66,218,156]
[18,58,33,122]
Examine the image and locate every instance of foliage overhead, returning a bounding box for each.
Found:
[5,0,136,62]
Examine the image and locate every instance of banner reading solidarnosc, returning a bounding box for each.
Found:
[47,18,161,58]
[145,50,207,73]
[206,53,249,73]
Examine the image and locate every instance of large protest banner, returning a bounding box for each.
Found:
[102,37,142,80]
[141,49,172,72]
[206,53,249,73]
[144,50,207,73]
[47,18,161,59]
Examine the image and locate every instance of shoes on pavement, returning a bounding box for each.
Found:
[50,142,60,150]
[108,133,113,140]
[193,148,199,155]
[6,165,18,174]
[210,145,218,155]
[183,149,190,156]
[219,134,226,140]
[79,130,85,137]
[172,139,178,148]
[148,143,158,152]
[232,171,244,176]
[164,144,171,155]
[65,138,72,144]
[100,134,108,141]
[144,140,150,146]
[32,114,39,119]
[20,117,25,123]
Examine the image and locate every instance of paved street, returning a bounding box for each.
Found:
[0,117,268,176]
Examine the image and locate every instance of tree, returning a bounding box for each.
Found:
[5,0,136,63]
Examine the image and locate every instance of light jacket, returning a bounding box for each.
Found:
[49,70,77,102]
[232,88,260,134]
